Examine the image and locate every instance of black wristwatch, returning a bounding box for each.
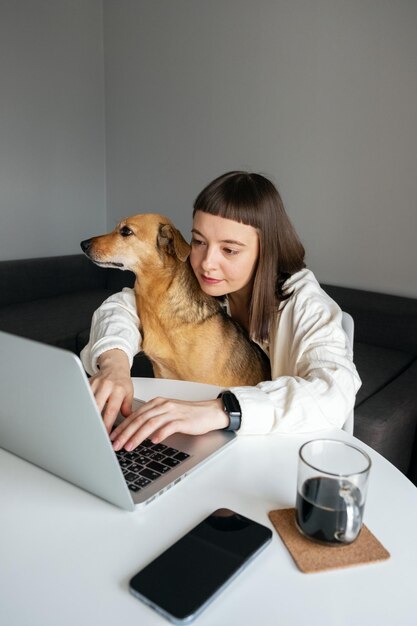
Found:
[218,391,242,432]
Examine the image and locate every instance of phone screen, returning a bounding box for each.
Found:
[129,508,272,624]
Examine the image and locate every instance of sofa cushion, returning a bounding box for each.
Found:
[105,268,135,292]
[353,342,414,407]
[0,289,114,353]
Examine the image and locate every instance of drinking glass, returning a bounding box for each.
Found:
[295,439,371,545]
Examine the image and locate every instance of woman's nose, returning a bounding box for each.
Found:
[201,246,217,271]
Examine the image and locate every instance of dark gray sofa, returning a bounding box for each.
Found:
[322,284,417,484]
[0,254,154,377]
[1,254,416,485]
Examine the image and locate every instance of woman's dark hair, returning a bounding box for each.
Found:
[193,171,305,342]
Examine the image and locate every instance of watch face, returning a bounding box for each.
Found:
[220,392,241,431]
[227,413,241,432]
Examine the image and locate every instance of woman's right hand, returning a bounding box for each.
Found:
[89,349,134,434]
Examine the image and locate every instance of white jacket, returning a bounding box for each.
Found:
[80,268,361,435]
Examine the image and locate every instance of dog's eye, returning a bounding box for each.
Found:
[120,226,134,237]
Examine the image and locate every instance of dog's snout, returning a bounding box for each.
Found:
[80,239,92,254]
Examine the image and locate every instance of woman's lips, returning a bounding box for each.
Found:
[200,274,222,285]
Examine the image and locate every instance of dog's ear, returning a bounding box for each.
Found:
[157,223,190,262]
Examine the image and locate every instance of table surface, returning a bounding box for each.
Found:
[1,378,417,626]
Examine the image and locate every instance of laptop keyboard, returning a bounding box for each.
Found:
[115,439,190,492]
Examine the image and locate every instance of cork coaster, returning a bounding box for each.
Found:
[268,508,390,574]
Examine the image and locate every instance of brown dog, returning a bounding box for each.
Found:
[81,213,271,386]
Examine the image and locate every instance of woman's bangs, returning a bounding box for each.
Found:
[199,193,260,229]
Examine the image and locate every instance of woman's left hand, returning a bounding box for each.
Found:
[110,397,229,451]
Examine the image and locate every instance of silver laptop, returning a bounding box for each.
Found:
[0,331,236,511]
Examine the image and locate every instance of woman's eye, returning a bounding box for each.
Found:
[191,237,205,246]
[120,226,134,237]
[223,247,239,256]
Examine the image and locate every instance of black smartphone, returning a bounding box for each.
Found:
[129,508,272,624]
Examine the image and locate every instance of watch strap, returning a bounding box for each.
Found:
[218,391,242,431]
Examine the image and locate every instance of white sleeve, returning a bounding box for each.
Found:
[80,288,141,375]
[230,286,362,435]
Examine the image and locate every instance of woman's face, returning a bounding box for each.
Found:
[190,211,259,298]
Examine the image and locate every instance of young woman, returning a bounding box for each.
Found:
[81,171,361,452]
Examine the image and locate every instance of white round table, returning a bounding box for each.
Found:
[1,378,417,626]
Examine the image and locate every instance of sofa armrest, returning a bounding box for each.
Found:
[322,283,417,355]
[353,359,417,476]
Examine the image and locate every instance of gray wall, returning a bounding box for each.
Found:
[0,0,106,260]
[1,1,416,297]
[103,0,417,297]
